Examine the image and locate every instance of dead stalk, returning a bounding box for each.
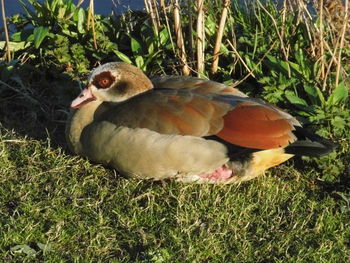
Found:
[187,0,194,62]
[211,0,230,74]
[87,0,97,49]
[144,0,159,35]
[319,0,325,82]
[230,40,278,88]
[196,0,205,76]
[76,0,85,8]
[335,0,348,87]
[160,1,176,54]
[227,39,256,78]
[256,0,290,76]
[1,0,11,61]
[173,0,190,75]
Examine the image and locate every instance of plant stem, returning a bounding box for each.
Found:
[319,0,325,83]
[1,0,11,61]
[160,1,176,55]
[173,0,190,75]
[87,0,97,49]
[144,0,159,35]
[196,0,205,76]
[211,0,230,74]
[335,0,348,88]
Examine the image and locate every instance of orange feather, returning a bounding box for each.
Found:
[217,104,296,149]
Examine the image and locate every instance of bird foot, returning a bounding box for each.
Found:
[198,166,234,180]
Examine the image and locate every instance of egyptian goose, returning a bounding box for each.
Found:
[66,62,335,183]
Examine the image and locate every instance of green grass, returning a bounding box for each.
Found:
[1,127,349,262]
[0,0,349,261]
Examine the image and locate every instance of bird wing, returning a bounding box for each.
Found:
[100,77,300,150]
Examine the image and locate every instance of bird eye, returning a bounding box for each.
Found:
[100,78,109,86]
[92,71,115,89]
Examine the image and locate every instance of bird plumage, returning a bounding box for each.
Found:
[66,62,336,183]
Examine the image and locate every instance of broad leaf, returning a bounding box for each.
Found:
[33,26,50,48]
[327,83,348,105]
[131,38,142,55]
[113,50,133,64]
[285,90,308,106]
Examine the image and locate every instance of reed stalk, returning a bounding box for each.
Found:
[187,0,194,63]
[257,0,290,76]
[1,0,11,61]
[319,0,325,82]
[173,0,190,75]
[211,0,230,74]
[196,0,205,76]
[87,0,97,49]
[160,1,176,55]
[145,0,159,35]
[334,0,348,87]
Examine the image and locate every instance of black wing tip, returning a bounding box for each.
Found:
[286,126,338,157]
[285,140,337,157]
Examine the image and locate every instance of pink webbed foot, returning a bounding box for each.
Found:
[198,166,234,180]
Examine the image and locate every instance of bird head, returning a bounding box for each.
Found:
[71,62,154,108]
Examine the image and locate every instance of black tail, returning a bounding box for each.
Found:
[285,127,337,157]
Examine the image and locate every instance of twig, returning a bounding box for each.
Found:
[76,0,85,8]
[1,0,11,61]
[211,0,230,74]
[230,40,278,88]
[196,0,205,76]
[173,0,190,75]
[160,0,176,54]
[0,80,39,105]
[256,0,290,76]
[226,39,256,78]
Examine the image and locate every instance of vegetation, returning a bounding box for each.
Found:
[0,0,349,261]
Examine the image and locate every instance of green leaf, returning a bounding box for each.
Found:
[10,244,37,256]
[113,50,133,64]
[304,84,324,105]
[0,41,30,52]
[331,116,346,130]
[37,242,54,252]
[135,56,145,70]
[131,38,142,55]
[75,8,86,34]
[327,83,348,105]
[159,28,170,46]
[285,90,308,106]
[62,29,78,37]
[33,26,50,48]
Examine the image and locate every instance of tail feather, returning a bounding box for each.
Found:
[285,127,337,157]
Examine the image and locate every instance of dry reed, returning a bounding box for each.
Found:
[211,0,230,74]
[196,0,205,76]
[1,0,11,61]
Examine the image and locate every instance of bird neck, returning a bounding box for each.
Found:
[66,100,107,155]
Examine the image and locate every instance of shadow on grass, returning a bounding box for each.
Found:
[0,64,80,151]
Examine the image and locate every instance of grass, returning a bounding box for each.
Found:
[0,126,349,262]
[0,0,349,261]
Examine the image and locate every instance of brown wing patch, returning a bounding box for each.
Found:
[104,90,231,137]
[217,103,296,149]
[153,76,247,97]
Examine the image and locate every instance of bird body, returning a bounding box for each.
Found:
[66,62,335,183]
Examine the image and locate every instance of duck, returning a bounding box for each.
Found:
[65,62,336,184]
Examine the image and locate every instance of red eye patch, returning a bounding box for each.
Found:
[92,71,116,89]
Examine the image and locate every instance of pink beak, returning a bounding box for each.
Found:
[71,87,96,109]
